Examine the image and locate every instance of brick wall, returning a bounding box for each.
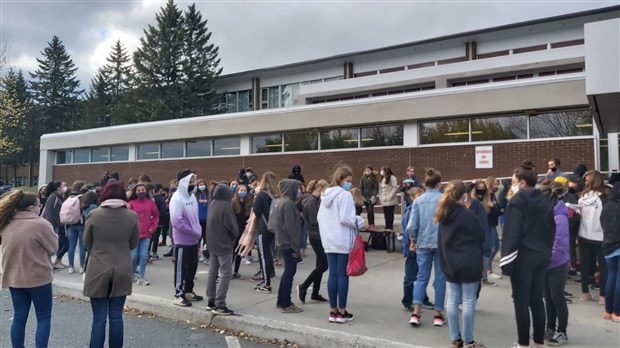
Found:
[52,138,594,187]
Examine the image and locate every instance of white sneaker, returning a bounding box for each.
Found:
[199,255,205,262]
[242,256,252,265]
[79,267,85,274]
[488,272,502,280]
[136,277,150,286]
[68,267,75,274]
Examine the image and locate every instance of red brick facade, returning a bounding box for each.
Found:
[52,138,594,187]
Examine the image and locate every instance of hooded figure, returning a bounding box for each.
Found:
[275,179,301,256]
[288,165,305,184]
[206,184,239,256]
[602,182,620,256]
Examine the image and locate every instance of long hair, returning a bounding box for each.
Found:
[307,179,329,194]
[259,172,280,197]
[350,187,365,207]
[128,183,151,201]
[471,181,491,213]
[45,180,62,197]
[363,166,377,184]
[381,166,393,184]
[330,165,354,187]
[232,185,253,215]
[582,170,604,196]
[0,190,39,233]
[434,180,467,224]
[81,191,98,209]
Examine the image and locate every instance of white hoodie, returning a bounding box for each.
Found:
[317,186,364,254]
[578,191,604,242]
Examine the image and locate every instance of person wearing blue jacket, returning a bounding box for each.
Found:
[196,179,210,262]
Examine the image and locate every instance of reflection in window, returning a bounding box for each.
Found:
[138,143,159,160]
[360,125,403,147]
[110,146,129,162]
[225,92,238,113]
[471,116,527,141]
[320,129,359,149]
[91,147,109,163]
[253,134,283,153]
[56,151,71,164]
[161,142,184,159]
[268,87,279,109]
[238,90,252,112]
[186,139,212,157]
[73,149,90,163]
[529,110,592,138]
[214,137,240,156]
[420,119,469,144]
[285,132,318,152]
[281,84,299,107]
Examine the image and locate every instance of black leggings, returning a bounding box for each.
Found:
[257,233,275,287]
[383,205,395,230]
[364,201,375,225]
[233,232,242,274]
[300,237,328,296]
[579,241,607,296]
[545,262,569,334]
[511,259,547,346]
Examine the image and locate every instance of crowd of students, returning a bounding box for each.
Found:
[0,160,619,348]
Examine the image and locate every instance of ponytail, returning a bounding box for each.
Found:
[0,190,38,232]
[434,180,467,224]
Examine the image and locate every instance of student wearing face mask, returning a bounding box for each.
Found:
[545,159,566,180]
[128,183,159,286]
[359,166,378,231]
[196,179,210,264]
[44,180,69,269]
[378,166,399,231]
[232,184,253,279]
[557,176,580,277]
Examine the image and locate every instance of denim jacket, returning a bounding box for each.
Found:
[407,188,442,249]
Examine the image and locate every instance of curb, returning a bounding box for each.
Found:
[53,280,426,348]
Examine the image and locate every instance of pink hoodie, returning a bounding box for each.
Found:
[128,198,160,239]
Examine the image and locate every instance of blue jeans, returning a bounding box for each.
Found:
[67,224,86,268]
[277,248,298,308]
[414,248,446,311]
[327,253,349,309]
[9,283,53,348]
[90,296,126,348]
[605,255,620,315]
[131,238,151,278]
[300,221,307,250]
[403,254,429,307]
[447,281,479,343]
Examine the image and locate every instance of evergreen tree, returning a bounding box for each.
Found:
[29,35,83,133]
[105,40,133,100]
[83,68,113,128]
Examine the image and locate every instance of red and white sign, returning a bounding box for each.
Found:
[475,146,493,169]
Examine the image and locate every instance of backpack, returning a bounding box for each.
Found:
[261,196,280,234]
[59,195,82,225]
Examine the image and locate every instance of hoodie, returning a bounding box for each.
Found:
[128,196,159,239]
[500,188,555,276]
[318,186,364,254]
[549,201,570,269]
[205,184,239,256]
[601,182,620,256]
[170,174,202,246]
[275,179,301,255]
[302,194,321,239]
[578,190,605,243]
[288,164,305,184]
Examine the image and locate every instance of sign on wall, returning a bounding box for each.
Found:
[475,146,493,169]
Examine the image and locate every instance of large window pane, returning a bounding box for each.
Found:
[186,139,212,157]
[56,151,71,164]
[91,147,109,163]
[285,132,318,152]
[281,84,299,107]
[161,142,184,159]
[320,128,359,149]
[529,110,592,138]
[110,145,129,161]
[138,143,159,160]
[73,149,90,163]
[253,134,283,153]
[226,92,237,113]
[361,125,403,147]
[471,115,527,141]
[268,87,279,109]
[420,119,469,144]
[214,137,240,156]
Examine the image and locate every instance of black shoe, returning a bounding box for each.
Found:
[568,268,577,276]
[591,284,600,291]
[212,307,234,316]
[423,299,435,309]
[311,294,328,303]
[163,251,173,257]
[206,301,215,311]
[297,285,307,304]
[185,292,203,301]
[564,291,573,298]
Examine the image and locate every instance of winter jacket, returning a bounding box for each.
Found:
[578,190,605,244]
[318,186,364,254]
[275,179,302,255]
[407,188,442,249]
[302,194,321,239]
[549,201,570,269]
[378,175,399,207]
[487,192,501,227]
[128,197,159,239]
[602,182,620,256]
[253,190,273,235]
[359,174,379,201]
[438,205,485,283]
[500,188,555,276]
[205,184,239,256]
[170,174,202,246]
[43,191,63,228]
[469,199,491,256]
[153,194,166,226]
[197,191,209,222]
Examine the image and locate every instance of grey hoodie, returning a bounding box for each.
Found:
[275,179,301,255]
[205,184,239,256]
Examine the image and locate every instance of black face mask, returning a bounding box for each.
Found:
[568,187,577,195]
[476,189,487,196]
[188,185,195,193]
[551,167,557,172]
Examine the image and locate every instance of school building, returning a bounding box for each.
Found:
[39,6,620,186]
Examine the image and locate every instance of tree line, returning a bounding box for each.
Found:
[0,0,222,186]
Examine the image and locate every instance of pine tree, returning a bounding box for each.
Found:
[105,40,133,100]
[83,68,113,128]
[29,35,83,133]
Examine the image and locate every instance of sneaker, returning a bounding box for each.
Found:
[368,224,375,231]
[232,273,244,280]
[579,293,593,301]
[242,257,252,265]
[151,254,160,260]
[463,341,485,348]
[397,234,403,242]
[203,258,210,265]
[311,294,328,303]
[548,332,568,346]
[250,273,263,282]
[612,313,620,322]
[404,304,414,311]
[78,267,85,274]
[329,311,338,323]
[158,242,167,247]
[253,281,265,289]
[409,313,421,326]
[185,292,203,301]
[212,307,234,316]
[297,285,307,304]
[206,301,215,311]
[482,279,496,287]
[281,304,304,313]
[199,255,205,262]
[450,339,464,348]
[68,267,75,274]
[163,251,173,257]
[487,272,502,280]
[599,296,605,305]
[564,291,573,298]
[565,297,573,304]
[433,315,446,327]
[423,299,435,309]
[541,328,555,341]
[256,285,272,293]
[335,311,354,323]
[136,277,150,286]
[173,297,191,307]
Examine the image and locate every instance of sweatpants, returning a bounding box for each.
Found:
[207,254,233,308]
[510,259,548,346]
[579,241,607,296]
[257,233,275,287]
[544,262,569,334]
[174,244,199,298]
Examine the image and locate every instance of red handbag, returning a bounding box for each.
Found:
[347,234,368,277]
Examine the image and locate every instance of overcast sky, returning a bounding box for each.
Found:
[1,0,618,91]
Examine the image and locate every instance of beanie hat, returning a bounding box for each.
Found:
[553,176,569,188]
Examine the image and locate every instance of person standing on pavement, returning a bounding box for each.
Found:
[170,169,204,307]
[83,182,139,348]
[602,182,620,322]
[66,181,87,275]
[232,184,253,279]
[408,168,446,327]
[196,179,210,264]
[44,180,68,269]
[400,166,422,207]
[359,166,379,230]
[128,183,159,286]
[378,166,399,231]
[205,183,239,315]
[318,165,365,324]
[1,190,58,348]
[253,172,280,293]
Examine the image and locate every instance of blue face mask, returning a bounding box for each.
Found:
[239,191,247,198]
[342,181,352,191]
[230,185,238,192]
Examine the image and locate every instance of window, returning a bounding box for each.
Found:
[284,132,318,152]
[56,151,72,164]
[360,125,403,147]
[213,137,240,156]
[253,134,283,153]
[238,90,252,112]
[161,142,184,159]
[471,116,527,141]
[225,92,238,113]
[138,143,159,160]
[281,83,299,107]
[320,128,359,150]
[91,147,109,163]
[420,119,469,144]
[529,110,592,139]
[73,149,90,163]
[110,145,129,161]
[186,139,212,157]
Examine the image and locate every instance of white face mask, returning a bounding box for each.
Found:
[511,184,520,194]
[60,186,67,193]
[380,171,385,176]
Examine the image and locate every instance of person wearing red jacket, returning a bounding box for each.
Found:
[128,183,160,286]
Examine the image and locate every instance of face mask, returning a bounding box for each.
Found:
[230,184,238,192]
[511,184,520,194]
[188,185,196,194]
[245,172,252,178]
[198,185,206,192]
[568,187,577,195]
[137,192,147,200]
[60,186,67,193]
[380,171,385,176]
[342,181,352,191]
[239,191,247,198]
[364,171,371,176]
[475,189,486,196]
[551,167,557,172]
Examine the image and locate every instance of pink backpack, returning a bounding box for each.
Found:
[59,195,82,225]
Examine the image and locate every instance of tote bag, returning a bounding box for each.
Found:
[347,233,367,277]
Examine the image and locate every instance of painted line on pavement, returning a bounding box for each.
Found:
[225,336,242,348]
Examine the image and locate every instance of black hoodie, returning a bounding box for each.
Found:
[602,182,620,256]
[275,179,301,255]
[205,184,239,256]
[288,164,305,184]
